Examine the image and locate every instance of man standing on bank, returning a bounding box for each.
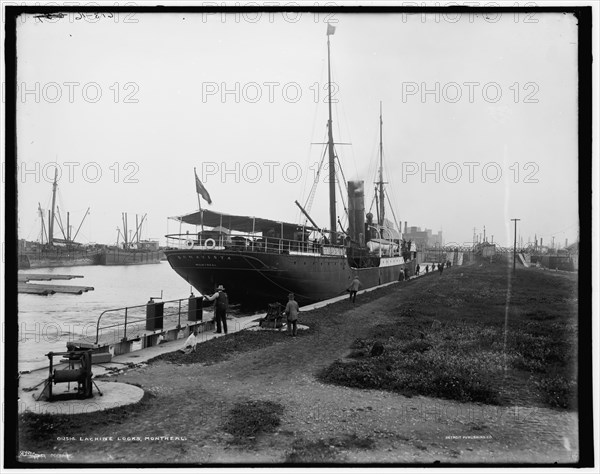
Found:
[348,275,362,304]
[205,284,229,334]
[285,293,300,337]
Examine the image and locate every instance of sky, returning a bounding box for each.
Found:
[12,7,583,248]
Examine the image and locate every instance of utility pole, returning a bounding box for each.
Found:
[511,218,520,273]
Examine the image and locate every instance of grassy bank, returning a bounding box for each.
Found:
[148,328,297,366]
[319,263,578,409]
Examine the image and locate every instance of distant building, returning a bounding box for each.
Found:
[138,240,160,251]
[481,243,496,257]
[429,230,443,247]
[565,241,579,254]
[402,225,443,249]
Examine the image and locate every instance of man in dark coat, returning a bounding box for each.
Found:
[205,284,229,334]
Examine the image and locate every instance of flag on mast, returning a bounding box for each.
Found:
[194,169,212,205]
[326,23,336,36]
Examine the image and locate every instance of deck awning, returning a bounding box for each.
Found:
[170,209,318,235]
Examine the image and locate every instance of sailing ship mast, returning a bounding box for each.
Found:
[48,168,58,245]
[326,24,336,243]
[38,202,47,244]
[377,102,385,227]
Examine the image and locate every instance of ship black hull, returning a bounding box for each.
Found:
[165,249,413,308]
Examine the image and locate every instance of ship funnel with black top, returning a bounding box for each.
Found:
[348,181,365,246]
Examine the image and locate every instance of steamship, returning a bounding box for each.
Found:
[164,26,416,307]
[98,213,162,265]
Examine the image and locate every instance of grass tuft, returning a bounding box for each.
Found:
[148,329,302,366]
[222,400,284,445]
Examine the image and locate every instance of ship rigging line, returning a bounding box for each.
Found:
[299,59,328,210]
[368,190,377,216]
[239,254,315,301]
[384,187,400,236]
[334,154,349,229]
[380,142,402,233]
[304,136,329,216]
[332,74,360,182]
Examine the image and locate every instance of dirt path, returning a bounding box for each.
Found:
[25,281,578,465]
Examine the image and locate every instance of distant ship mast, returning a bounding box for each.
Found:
[326,24,337,243]
[117,213,147,248]
[42,168,90,246]
[49,168,58,245]
[377,102,386,227]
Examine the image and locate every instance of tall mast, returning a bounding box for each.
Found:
[378,102,385,227]
[131,214,147,243]
[122,213,128,247]
[49,167,58,245]
[326,24,336,243]
[38,202,47,244]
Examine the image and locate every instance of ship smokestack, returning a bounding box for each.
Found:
[347,181,365,245]
[404,221,408,234]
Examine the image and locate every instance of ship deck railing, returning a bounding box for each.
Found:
[165,233,347,256]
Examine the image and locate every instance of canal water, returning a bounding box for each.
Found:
[17,262,217,372]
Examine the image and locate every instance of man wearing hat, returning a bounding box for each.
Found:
[347,275,362,304]
[284,293,300,337]
[205,285,229,334]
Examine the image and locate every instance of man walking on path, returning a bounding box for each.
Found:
[348,275,362,303]
[285,293,300,337]
[205,285,229,334]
